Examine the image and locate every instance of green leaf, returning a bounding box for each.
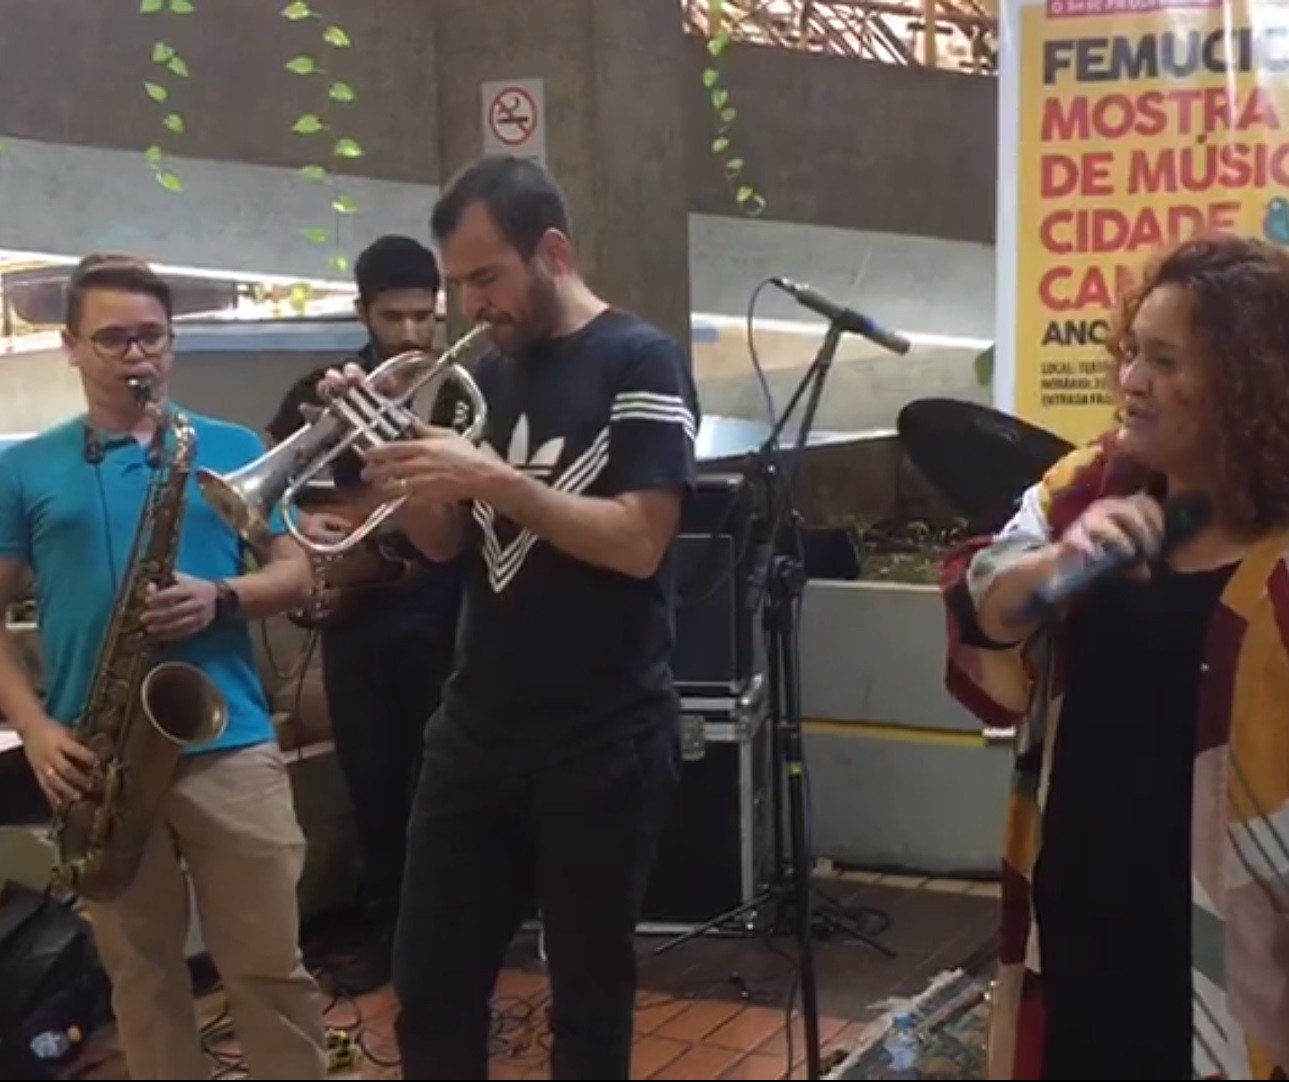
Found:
[332,193,358,214]
[739,193,761,216]
[141,0,164,12]
[167,56,190,77]
[169,0,195,13]
[281,0,313,18]
[163,112,185,133]
[285,55,318,75]
[724,156,744,175]
[144,82,168,102]
[302,227,331,245]
[702,68,719,88]
[735,185,756,204]
[292,113,325,134]
[711,88,728,109]
[329,80,357,102]
[712,136,730,153]
[322,25,352,47]
[708,30,730,56]
[332,137,364,159]
[145,144,165,165]
[152,41,175,62]
[156,170,184,193]
[329,253,351,273]
[299,164,329,181]
[720,107,736,123]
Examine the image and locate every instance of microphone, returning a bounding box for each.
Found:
[1014,492,1214,624]
[769,276,911,355]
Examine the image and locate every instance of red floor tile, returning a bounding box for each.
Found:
[635,991,694,1035]
[649,1040,747,1079]
[705,1003,786,1052]
[630,1032,691,1077]
[652,998,744,1043]
[718,1050,793,1080]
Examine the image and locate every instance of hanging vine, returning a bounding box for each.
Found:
[139,0,195,193]
[702,0,766,217]
[281,0,364,277]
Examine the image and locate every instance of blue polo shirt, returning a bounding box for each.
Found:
[0,409,282,755]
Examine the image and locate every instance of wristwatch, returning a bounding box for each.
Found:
[213,580,241,622]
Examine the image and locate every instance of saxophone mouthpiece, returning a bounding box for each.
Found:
[127,377,153,407]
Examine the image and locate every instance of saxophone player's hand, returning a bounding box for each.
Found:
[142,573,218,641]
[22,716,100,809]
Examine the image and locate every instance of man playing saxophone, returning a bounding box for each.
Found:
[0,255,328,1079]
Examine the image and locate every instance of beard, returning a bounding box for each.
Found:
[489,267,562,355]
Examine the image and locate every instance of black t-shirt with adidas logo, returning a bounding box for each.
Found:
[441,308,700,749]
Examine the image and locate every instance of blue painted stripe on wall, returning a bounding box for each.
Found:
[172,317,726,355]
[173,320,368,355]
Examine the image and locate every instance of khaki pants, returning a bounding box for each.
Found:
[83,741,328,1080]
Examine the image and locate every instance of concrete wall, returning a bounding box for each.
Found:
[0,1,996,242]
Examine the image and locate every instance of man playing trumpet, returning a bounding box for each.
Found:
[320,156,701,1079]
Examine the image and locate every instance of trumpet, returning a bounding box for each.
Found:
[197,323,490,557]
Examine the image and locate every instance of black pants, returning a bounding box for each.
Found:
[322,617,452,929]
[392,708,679,1080]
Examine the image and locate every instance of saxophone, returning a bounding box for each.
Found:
[50,381,229,902]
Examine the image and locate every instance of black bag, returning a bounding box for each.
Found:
[0,880,110,1079]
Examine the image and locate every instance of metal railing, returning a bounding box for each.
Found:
[682,0,997,72]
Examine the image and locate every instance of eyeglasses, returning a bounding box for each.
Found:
[87,325,173,359]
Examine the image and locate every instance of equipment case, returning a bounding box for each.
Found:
[639,674,773,933]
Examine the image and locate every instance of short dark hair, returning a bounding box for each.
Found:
[430,156,571,260]
[65,253,173,333]
[354,235,441,305]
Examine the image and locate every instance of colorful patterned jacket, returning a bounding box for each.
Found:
[939,436,1289,1080]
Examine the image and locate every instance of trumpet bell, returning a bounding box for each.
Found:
[197,469,276,553]
[196,429,311,553]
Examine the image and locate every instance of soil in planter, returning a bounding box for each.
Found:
[841,518,971,585]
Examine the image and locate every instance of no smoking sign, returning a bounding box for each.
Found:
[481,78,548,166]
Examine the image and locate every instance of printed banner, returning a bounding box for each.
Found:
[995,0,1289,447]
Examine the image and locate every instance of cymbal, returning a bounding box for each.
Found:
[896,398,1074,530]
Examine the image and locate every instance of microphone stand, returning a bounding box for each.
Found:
[654,317,894,1082]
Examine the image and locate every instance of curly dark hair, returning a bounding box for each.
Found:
[1105,232,1289,536]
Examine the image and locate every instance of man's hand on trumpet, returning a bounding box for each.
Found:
[363,427,504,505]
[317,363,504,506]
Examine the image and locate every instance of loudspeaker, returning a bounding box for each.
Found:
[672,474,758,695]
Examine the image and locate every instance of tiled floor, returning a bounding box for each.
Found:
[63,873,1000,1080]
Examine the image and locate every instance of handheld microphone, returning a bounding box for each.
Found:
[1013,492,1214,624]
[769,276,911,355]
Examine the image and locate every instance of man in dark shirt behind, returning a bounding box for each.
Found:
[266,235,462,994]
[329,157,701,1079]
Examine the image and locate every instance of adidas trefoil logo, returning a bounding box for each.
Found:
[507,413,564,480]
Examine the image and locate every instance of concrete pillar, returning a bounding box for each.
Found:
[429,0,693,363]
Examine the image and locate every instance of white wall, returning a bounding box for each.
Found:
[0,139,995,435]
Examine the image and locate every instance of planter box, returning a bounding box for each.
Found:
[796,580,1012,877]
